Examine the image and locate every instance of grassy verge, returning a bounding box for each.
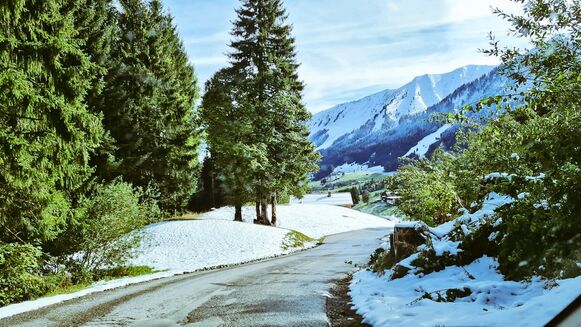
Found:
[165,212,201,221]
[282,230,324,250]
[37,266,159,300]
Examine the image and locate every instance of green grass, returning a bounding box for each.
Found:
[282,230,322,250]
[96,265,159,279]
[38,266,159,300]
[42,281,93,297]
[165,212,201,221]
[311,170,391,193]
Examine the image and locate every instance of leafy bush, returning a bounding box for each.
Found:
[394,152,462,226]
[0,244,46,305]
[67,181,160,275]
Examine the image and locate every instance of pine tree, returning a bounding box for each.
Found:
[0,0,104,243]
[99,0,201,213]
[227,0,320,224]
[200,68,260,221]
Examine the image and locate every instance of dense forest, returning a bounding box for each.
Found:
[0,0,318,305]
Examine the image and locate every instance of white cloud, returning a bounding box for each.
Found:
[163,0,524,113]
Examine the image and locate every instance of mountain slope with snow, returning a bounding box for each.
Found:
[309,65,512,178]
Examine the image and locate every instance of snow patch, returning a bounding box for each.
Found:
[404,124,451,158]
[350,257,580,327]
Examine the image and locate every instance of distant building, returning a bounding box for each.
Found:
[290,192,353,208]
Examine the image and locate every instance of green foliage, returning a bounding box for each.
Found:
[0,244,46,306]
[97,0,201,213]
[201,0,320,221]
[0,0,199,306]
[393,0,580,279]
[281,230,315,250]
[394,151,462,226]
[468,0,580,279]
[59,181,160,275]
[0,0,104,244]
[94,265,156,279]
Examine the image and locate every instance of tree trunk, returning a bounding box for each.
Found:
[271,192,277,226]
[256,201,261,220]
[234,204,242,222]
[260,194,270,225]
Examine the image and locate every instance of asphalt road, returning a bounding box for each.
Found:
[1,228,391,327]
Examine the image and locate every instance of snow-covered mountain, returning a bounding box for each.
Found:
[309,65,511,179]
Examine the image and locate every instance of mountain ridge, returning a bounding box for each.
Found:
[309,64,511,179]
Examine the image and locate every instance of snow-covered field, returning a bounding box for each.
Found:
[202,204,394,239]
[128,220,301,272]
[331,162,387,174]
[351,257,580,327]
[289,193,353,206]
[0,203,393,319]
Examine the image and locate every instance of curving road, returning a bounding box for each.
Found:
[0,228,391,327]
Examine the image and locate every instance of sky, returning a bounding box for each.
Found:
[163,0,522,113]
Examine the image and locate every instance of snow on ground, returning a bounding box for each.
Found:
[350,257,580,327]
[202,203,395,239]
[128,220,305,272]
[349,191,581,326]
[290,192,353,206]
[332,162,387,174]
[0,203,393,319]
[404,123,451,158]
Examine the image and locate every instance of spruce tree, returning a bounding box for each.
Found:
[200,68,259,221]
[0,0,104,243]
[70,0,120,176]
[202,0,320,223]
[229,0,319,224]
[99,0,201,213]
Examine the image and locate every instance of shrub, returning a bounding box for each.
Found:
[70,181,161,274]
[0,243,46,305]
[394,155,462,226]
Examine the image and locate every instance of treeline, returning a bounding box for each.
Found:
[0,0,200,305]
[0,0,319,305]
[393,0,580,280]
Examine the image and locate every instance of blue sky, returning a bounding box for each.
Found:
[163,0,521,113]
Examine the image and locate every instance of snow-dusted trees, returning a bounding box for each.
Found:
[201,0,320,223]
[394,0,580,280]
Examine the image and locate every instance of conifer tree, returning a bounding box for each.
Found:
[0,0,104,243]
[202,0,319,223]
[229,0,319,224]
[99,0,201,212]
[201,68,260,221]
[70,0,120,175]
